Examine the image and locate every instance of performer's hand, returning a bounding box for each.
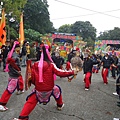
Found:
[74,69,79,75]
[83,74,85,77]
[18,71,21,75]
[79,68,82,72]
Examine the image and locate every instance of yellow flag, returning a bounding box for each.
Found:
[19,13,25,46]
[0,8,6,48]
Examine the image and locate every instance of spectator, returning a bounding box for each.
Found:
[26,42,30,59]
[111,53,118,79]
[21,41,27,67]
[52,52,64,69]
[1,45,10,71]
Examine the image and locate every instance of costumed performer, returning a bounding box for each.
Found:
[13,44,78,120]
[66,49,76,71]
[101,52,114,84]
[83,53,100,90]
[0,43,24,112]
[66,50,83,81]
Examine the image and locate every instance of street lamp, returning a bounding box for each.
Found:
[0,2,3,17]
[6,13,16,41]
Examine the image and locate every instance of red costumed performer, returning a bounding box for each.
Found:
[0,43,24,112]
[13,44,78,120]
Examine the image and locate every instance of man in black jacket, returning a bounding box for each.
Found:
[101,53,114,84]
[83,53,100,90]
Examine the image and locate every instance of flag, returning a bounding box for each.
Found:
[0,8,6,48]
[19,13,24,46]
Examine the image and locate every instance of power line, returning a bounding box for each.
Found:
[53,0,120,20]
[52,13,98,20]
[52,9,120,20]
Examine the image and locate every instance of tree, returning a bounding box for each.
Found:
[2,0,27,20]
[58,24,72,33]
[42,0,49,7]
[71,21,96,40]
[2,0,56,42]
[23,0,55,34]
[84,37,95,51]
[2,0,27,41]
[24,29,42,43]
[98,27,120,40]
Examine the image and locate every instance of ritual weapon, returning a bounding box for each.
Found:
[68,56,83,82]
[25,59,32,90]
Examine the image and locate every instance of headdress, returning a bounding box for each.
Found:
[38,44,55,82]
[4,41,20,72]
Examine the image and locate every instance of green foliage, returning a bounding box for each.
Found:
[9,27,18,39]
[71,21,96,40]
[6,24,18,40]
[24,29,42,43]
[2,0,27,40]
[98,27,120,40]
[2,0,55,43]
[23,0,54,34]
[3,0,27,21]
[58,24,72,33]
[57,21,96,49]
[84,37,95,51]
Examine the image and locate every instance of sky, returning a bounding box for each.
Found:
[48,0,120,36]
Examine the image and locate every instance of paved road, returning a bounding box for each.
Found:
[0,66,120,120]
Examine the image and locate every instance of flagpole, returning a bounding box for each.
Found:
[19,13,25,47]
